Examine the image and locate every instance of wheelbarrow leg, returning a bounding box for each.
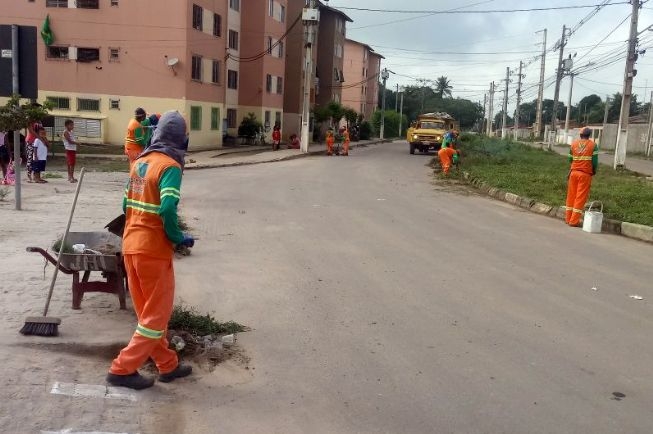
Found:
[72,271,83,310]
[116,267,127,310]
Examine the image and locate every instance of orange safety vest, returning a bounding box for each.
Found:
[343,131,350,143]
[125,118,145,154]
[326,134,334,145]
[570,138,596,175]
[122,152,181,259]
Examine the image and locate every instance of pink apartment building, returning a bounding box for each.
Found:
[341,39,383,121]
[3,0,286,148]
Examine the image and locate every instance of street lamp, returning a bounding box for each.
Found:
[380,68,390,139]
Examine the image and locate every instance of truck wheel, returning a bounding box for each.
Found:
[409,143,415,154]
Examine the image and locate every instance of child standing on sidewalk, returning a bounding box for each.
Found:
[62,119,79,183]
[32,127,49,183]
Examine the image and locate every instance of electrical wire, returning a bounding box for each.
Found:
[336,3,628,14]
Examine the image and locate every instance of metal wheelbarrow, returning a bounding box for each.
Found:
[27,231,128,310]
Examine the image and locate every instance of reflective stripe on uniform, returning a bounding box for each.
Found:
[160,187,180,200]
[125,198,160,214]
[572,156,593,161]
[135,323,165,339]
[572,208,584,214]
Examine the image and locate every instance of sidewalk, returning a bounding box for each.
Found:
[184,138,390,170]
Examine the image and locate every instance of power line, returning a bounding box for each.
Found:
[338,3,629,14]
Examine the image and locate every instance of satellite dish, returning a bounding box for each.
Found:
[167,57,179,67]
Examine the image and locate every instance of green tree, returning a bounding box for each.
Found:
[371,110,408,138]
[434,76,453,99]
[237,113,262,138]
[343,107,358,127]
[0,95,51,132]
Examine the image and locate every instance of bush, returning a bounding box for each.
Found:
[237,113,262,138]
[359,121,373,140]
[371,110,408,138]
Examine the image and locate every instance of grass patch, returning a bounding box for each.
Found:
[50,141,125,155]
[169,305,247,336]
[458,136,653,226]
[43,172,63,179]
[47,155,129,173]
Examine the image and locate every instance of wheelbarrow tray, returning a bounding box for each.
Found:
[58,232,122,272]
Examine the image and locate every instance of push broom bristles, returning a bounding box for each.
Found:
[20,316,61,337]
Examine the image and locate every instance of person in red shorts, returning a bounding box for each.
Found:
[62,119,79,183]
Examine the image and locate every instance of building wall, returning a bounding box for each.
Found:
[316,10,346,108]
[367,53,383,119]
[5,0,229,149]
[225,0,242,136]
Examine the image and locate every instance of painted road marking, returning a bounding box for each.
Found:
[42,431,133,434]
[50,382,138,402]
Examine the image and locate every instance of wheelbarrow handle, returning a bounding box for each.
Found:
[26,246,75,275]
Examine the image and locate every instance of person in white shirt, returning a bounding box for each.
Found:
[62,119,79,183]
[31,127,49,183]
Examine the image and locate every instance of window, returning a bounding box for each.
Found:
[334,68,340,82]
[192,4,203,31]
[269,0,274,16]
[212,60,220,84]
[109,47,119,62]
[46,96,70,110]
[227,109,237,128]
[266,74,272,93]
[334,44,342,58]
[227,70,238,89]
[278,41,284,58]
[190,106,202,130]
[280,5,285,23]
[47,46,69,59]
[77,98,100,112]
[339,70,344,83]
[275,111,281,127]
[77,47,100,62]
[229,0,240,12]
[213,14,222,37]
[46,0,67,7]
[211,107,220,130]
[76,0,99,8]
[110,99,120,110]
[277,76,283,94]
[111,0,119,6]
[228,30,239,50]
[191,55,202,81]
[267,37,273,55]
[264,111,271,128]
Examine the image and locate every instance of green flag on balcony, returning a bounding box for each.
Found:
[41,14,54,46]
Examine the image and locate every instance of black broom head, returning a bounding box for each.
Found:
[20,317,61,337]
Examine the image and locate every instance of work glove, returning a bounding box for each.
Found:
[179,233,195,248]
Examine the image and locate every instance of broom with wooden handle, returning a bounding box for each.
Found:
[20,168,85,337]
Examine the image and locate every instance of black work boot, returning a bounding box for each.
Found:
[159,363,193,383]
[106,372,155,390]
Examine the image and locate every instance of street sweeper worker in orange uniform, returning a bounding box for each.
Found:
[342,127,350,156]
[438,130,459,175]
[124,107,148,165]
[565,127,598,227]
[326,128,335,156]
[107,111,195,390]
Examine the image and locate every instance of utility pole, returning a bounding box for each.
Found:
[11,25,22,210]
[614,0,642,169]
[380,68,389,139]
[300,1,319,153]
[551,25,567,149]
[398,89,404,137]
[483,93,487,133]
[514,61,523,140]
[501,67,509,139]
[535,29,547,139]
[395,83,399,111]
[487,81,495,135]
[564,73,575,141]
[602,94,610,147]
[645,91,653,156]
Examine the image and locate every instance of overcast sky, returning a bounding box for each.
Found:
[328,0,653,113]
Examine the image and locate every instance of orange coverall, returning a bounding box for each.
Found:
[326,132,335,155]
[124,118,146,164]
[342,130,350,155]
[109,152,183,376]
[438,146,456,174]
[565,138,598,226]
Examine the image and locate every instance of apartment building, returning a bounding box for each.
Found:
[341,39,383,120]
[5,0,286,148]
[283,0,351,139]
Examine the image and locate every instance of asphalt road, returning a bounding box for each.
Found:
[174,141,653,434]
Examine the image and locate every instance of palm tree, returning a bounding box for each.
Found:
[434,76,453,99]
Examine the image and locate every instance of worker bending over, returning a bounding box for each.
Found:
[565,127,598,227]
[438,130,459,175]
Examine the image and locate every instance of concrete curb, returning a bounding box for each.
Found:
[184,139,391,171]
[461,170,652,244]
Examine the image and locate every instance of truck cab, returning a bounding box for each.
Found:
[406,113,457,154]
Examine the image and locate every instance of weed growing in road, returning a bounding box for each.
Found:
[169,305,247,336]
[43,172,63,179]
[456,136,653,226]
[0,187,8,201]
